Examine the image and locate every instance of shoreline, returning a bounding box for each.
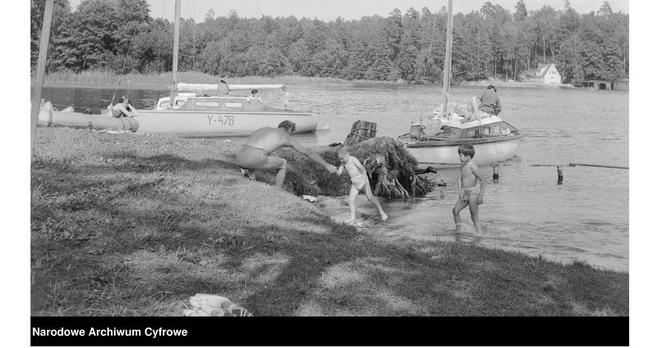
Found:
[38,71,623,92]
[37,71,629,91]
[39,71,408,90]
[38,71,565,90]
[31,127,628,316]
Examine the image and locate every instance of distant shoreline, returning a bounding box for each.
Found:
[38,71,620,91]
[458,80,569,89]
[39,71,416,90]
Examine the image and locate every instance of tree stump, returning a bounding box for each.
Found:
[343,120,377,146]
[276,137,434,199]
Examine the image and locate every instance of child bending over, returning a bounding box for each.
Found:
[453,144,485,233]
[336,147,388,224]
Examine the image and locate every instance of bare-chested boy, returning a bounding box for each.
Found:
[336,147,388,225]
[452,144,485,234]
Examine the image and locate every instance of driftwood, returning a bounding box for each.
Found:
[343,120,377,146]
[272,137,433,199]
[350,137,433,199]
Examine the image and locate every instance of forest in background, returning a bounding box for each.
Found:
[30,0,628,84]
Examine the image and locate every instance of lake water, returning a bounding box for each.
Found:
[42,84,629,272]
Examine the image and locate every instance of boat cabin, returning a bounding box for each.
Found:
[156,95,269,112]
[156,93,196,110]
[438,119,518,139]
[411,116,519,140]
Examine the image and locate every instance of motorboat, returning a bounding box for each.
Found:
[397,0,522,168]
[397,116,523,167]
[38,92,318,137]
[37,0,318,138]
[136,93,317,137]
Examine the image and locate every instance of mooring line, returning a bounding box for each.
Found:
[528,163,628,170]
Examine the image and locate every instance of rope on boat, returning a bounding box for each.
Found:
[110,35,138,105]
[491,162,627,186]
[568,163,629,170]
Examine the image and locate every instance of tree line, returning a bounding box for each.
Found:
[31,0,628,83]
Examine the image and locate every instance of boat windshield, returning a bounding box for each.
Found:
[177,97,267,112]
[462,121,518,138]
[433,121,518,139]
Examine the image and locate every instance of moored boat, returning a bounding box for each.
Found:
[397,0,522,168]
[38,95,318,137]
[37,0,318,138]
[37,102,139,132]
[136,95,317,137]
[397,116,523,167]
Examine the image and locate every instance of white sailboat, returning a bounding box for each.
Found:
[38,0,319,137]
[397,0,523,167]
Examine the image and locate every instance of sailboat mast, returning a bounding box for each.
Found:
[31,0,55,153]
[441,0,454,118]
[170,0,181,104]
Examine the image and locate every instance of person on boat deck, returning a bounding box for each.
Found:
[249,89,261,100]
[217,79,230,95]
[436,85,500,123]
[109,96,137,118]
[236,120,336,187]
[477,85,501,116]
[432,95,482,123]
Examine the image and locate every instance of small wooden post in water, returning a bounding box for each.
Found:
[492,165,499,183]
[557,165,563,185]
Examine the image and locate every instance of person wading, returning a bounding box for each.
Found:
[236,120,336,187]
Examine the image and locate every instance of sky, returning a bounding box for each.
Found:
[67,0,629,22]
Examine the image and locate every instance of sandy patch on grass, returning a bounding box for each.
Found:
[218,183,331,234]
[294,300,324,316]
[470,260,499,273]
[570,301,618,316]
[375,288,426,314]
[123,250,242,286]
[447,280,475,299]
[239,252,291,284]
[319,263,366,289]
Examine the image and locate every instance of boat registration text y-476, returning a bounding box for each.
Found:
[207,114,235,126]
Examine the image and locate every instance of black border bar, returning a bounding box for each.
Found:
[31,316,628,346]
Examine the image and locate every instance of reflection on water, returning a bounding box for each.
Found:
[42,84,629,272]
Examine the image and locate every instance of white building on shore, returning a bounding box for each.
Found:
[519,64,562,85]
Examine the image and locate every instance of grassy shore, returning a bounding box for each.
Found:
[41,70,361,90]
[31,127,628,316]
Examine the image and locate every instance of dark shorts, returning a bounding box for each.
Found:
[237,145,268,169]
[479,105,497,115]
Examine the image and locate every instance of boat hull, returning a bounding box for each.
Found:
[399,135,523,168]
[37,108,318,137]
[134,110,319,137]
[38,109,139,131]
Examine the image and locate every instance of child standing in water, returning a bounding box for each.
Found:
[336,147,388,225]
[453,144,485,234]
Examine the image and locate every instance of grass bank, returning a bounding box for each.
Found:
[31,127,628,316]
[40,70,415,90]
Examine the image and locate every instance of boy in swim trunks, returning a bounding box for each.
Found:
[336,147,388,225]
[236,120,336,187]
[452,144,485,234]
